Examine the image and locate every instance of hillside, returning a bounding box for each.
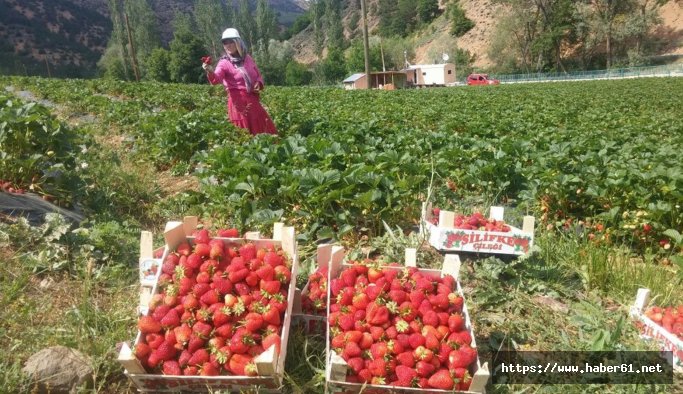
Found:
[292,0,683,70]
[0,0,306,77]
[1,0,681,78]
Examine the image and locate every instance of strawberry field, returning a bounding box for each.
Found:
[1,75,682,393]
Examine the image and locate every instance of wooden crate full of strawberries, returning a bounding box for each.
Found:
[118,220,298,392]
[630,288,683,371]
[422,202,535,256]
[324,247,490,393]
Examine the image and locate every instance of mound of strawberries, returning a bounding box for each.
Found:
[431,208,511,232]
[329,261,477,390]
[644,305,683,338]
[301,266,328,316]
[134,228,292,376]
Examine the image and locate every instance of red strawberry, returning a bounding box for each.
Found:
[194,243,211,258]
[176,242,191,256]
[262,332,281,356]
[260,280,281,295]
[264,251,284,267]
[188,348,210,366]
[358,368,373,382]
[262,305,281,326]
[192,321,212,339]
[243,312,264,332]
[183,365,198,375]
[200,361,220,376]
[138,316,162,334]
[256,264,274,280]
[343,342,362,359]
[370,342,389,360]
[415,360,435,377]
[347,357,364,374]
[368,358,387,377]
[396,351,415,367]
[145,333,164,349]
[228,353,252,375]
[154,341,177,361]
[160,309,180,329]
[367,303,390,325]
[217,228,239,238]
[228,268,249,283]
[200,289,219,305]
[428,369,454,389]
[408,333,425,349]
[186,253,202,270]
[239,243,257,261]
[134,343,151,360]
[194,229,210,244]
[422,310,439,327]
[274,265,291,283]
[395,365,417,386]
[162,360,182,375]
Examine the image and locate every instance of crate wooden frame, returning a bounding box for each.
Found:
[292,244,337,334]
[421,202,535,256]
[118,217,299,393]
[324,247,490,393]
[630,288,683,372]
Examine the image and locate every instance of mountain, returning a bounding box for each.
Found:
[0,0,307,77]
[1,0,681,78]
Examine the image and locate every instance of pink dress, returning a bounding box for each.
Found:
[207,55,277,135]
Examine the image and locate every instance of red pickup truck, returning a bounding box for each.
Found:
[467,73,500,86]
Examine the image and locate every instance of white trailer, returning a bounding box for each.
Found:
[407,63,456,86]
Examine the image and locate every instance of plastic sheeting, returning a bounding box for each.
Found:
[0,192,84,225]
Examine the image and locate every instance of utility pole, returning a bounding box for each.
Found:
[124,10,140,82]
[360,0,370,89]
[44,53,52,78]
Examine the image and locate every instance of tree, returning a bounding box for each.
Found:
[194,0,230,61]
[254,39,294,85]
[449,1,475,37]
[255,0,278,55]
[124,0,161,76]
[285,61,313,85]
[346,39,383,72]
[168,13,206,83]
[325,0,345,49]
[146,47,171,82]
[417,0,439,25]
[236,0,257,50]
[311,0,326,57]
[624,0,664,65]
[102,0,130,79]
[574,0,635,69]
[97,44,128,79]
[320,46,347,83]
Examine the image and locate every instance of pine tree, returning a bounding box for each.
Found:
[236,0,257,50]
[255,0,278,55]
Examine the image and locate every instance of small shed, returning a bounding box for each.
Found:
[343,71,408,90]
[343,73,368,90]
[406,63,456,86]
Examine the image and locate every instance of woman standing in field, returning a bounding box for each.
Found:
[202,28,277,136]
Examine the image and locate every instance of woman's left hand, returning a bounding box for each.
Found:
[253,82,263,93]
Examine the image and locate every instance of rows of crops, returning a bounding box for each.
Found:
[5,76,680,253]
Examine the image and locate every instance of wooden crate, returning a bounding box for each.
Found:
[421,202,535,256]
[118,218,299,393]
[292,244,335,334]
[324,248,490,393]
[630,288,683,371]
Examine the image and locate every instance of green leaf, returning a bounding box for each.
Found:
[663,229,682,245]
